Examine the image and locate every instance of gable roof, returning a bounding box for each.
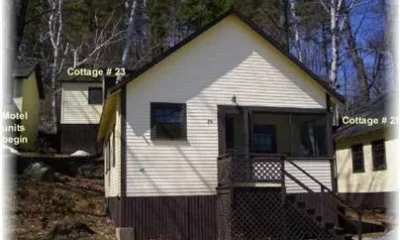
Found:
[58,74,102,83]
[110,8,345,103]
[13,59,38,78]
[13,59,45,99]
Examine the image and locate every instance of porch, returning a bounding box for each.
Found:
[216,152,363,240]
[216,105,363,240]
[217,153,334,192]
[218,105,333,158]
[217,105,335,188]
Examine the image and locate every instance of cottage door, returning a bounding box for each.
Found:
[224,113,245,153]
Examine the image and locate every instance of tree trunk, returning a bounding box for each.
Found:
[121,0,137,70]
[47,0,63,133]
[51,50,58,133]
[279,0,290,50]
[119,0,146,83]
[15,0,29,51]
[344,15,370,102]
[329,0,339,88]
[288,0,302,61]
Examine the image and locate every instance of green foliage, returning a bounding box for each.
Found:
[18,0,390,107]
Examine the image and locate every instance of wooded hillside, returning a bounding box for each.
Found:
[13,0,395,131]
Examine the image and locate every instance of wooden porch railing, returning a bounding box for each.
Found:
[217,152,285,186]
[217,153,363,240]
[284,159,363,240]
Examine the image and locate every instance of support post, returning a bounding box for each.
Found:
[358,212,362,240]
[325,94,334,157]
[289,114,293,155]
[116,227,134,240]
[281,155,287,240]
[326,94,337,193]
[243,108,250,153]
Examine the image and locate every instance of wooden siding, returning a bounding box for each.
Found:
[285,160,332,193]
[104,102,121,197]
[14,72,40,150]
[60,82,102,124]
[339,192,396,209]
[119,195,217,240]
[124,15,328,196]
[335,130,397,193]
[106,197,122,226]
[60,124,102,154]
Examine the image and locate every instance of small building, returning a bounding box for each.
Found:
[59,75,103,155]
[3,60,44,151]
[98,9,364,240]
[334,94,398,209]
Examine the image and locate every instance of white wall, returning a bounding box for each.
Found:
[61,82,103,124]
[285,159,332,193]
[336,130,397,193]
[124,15,329,197]
[104,101,121,197]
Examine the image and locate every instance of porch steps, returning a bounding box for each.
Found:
[287,194,354,240]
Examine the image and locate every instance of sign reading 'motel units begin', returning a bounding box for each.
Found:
[2,111,29,146]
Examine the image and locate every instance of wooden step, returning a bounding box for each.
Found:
[324,222,334,229]
[306,209,315,215]
[286,195,295,203]
[343,234,354,240]
[297,202,306,208]
[333,226,345,234]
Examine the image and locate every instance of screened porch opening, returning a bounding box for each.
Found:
[222,111,329,158]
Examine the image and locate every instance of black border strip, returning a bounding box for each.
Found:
[120,86,127,226]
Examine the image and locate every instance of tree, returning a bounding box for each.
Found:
[47,0,63,132]
[70,11,125,68]
[15,0,29,51]
[234,0,289,48]
[343,10,369,102]
[318,0,346,88]
[288,0,302,61]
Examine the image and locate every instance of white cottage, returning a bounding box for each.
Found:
[334,94,398,209]
[59,76,103,155]
[97,9,363,240]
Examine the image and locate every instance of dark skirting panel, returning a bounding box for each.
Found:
[119,195,217,240]
[106,197,122,226]
[339,192,397,209]
[60,124,103,155]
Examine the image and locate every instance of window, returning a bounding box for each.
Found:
[297,115,327,157]
[88,87,103,104]
[372,139,386,171]
[252,124,277,153]
[351,144,364,173]
[151,103,186,140]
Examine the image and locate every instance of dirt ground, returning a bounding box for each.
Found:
[9,172,396,239]
[346,208,396,239]
[10,174,116,240]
